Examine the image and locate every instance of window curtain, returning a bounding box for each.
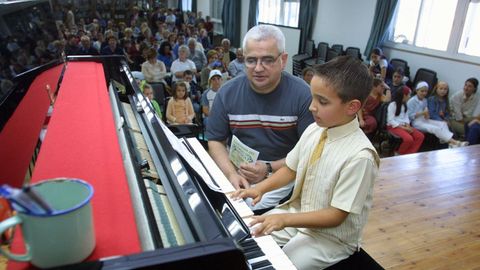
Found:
[222,0,241,47]
[192,0,197,12]
[298,0,318,54]
[247,0,259,30]
[364,0,398,57]
[178,1,183,11]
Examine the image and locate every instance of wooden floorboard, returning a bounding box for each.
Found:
[363,144,480,270]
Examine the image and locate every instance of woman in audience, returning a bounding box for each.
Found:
[387,87,425,155]
[408,81,467,148]
[369,47,393,84]
[166,81,195,124]
[141,48,168,105]
[358,78,391,137]
[200,49,220,90]
[449,77,479,137]
[171,45,197,83]
[157,41,175,72]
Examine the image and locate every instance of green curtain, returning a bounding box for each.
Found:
[298,0,318,54]
[222,0,241,47]
[364,0,398,57]
[247,0,259,31]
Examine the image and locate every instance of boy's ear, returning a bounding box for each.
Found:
[346,99,362,116]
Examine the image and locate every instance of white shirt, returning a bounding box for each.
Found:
[170,59,197,82]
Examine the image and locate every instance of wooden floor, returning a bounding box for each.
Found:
[363,144,480,270]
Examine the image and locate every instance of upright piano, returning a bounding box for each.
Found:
[0,56,296,270]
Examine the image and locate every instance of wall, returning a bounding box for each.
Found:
[311,0,376,55]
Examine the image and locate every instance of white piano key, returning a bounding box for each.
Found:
[254,236,297,270]
[227,196,254,218]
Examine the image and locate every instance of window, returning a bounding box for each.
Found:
[181,0,192,12]
[458,1,480,57]
[258,0,300,28]
[210,0,224,34]
[391,0,457,51]
[390,0,480,58]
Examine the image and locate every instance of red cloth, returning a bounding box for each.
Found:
[0,65,63,188]
[8,62,141,269]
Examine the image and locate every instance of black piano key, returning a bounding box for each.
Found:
[250,259,272,269]
[244,250,265,260]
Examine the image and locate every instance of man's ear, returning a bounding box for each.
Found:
[346,99,362,116]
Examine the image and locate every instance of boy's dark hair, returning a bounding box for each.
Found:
[372,78,384,87]
[313,55,372,105]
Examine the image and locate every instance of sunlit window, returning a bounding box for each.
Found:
[181,0,192,12]
[458,1,480,57]
[392,0,457,51]
[258,0,300,28]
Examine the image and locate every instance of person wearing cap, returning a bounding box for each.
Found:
[206,25,313,212]
[387,86,424,155]
[200,69,223,128]
[408,81,468,148]
[449,77,479,137]
[358,78,391,136]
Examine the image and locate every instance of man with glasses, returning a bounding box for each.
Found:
[206,25,313,213]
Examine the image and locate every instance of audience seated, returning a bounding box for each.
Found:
[227,48,245,78]
[166,81,195,124]
[359,78,391,137]
[171,45,197,83]
[187,37,207,77]
[449,77,479,137]
[200,69,223,128]
[301,67,314,85]
[388,68,411,99]
[368,47,393,84]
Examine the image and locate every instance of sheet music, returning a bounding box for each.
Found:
[229,135,259,168]
[159,121,222,192]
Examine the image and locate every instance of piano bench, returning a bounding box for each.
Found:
[325,248,384,270]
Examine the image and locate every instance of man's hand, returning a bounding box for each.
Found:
[230,187,263,207]
[238,161,268,184]
[228,173,250,189]
[248,214,287,237]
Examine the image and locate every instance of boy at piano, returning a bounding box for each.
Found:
[232,56,380,269]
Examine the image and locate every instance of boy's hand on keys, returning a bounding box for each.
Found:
[230,187,263,207]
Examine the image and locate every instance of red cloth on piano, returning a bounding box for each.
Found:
[8,62,141,269]
[0,65,63,188]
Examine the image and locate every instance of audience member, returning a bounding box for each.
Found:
[206,25,314,212]
[358,78,391,136]
[141,47,168,107]
[231,56,379,269]
[450,77,479,137]
[166,81,195,124]
[465,120,480,145]
[388,68,410,98]
[408,81,467,148]
[201,69,223,127]
[157,41,175,72]
[368,47,393,83]
[100,36,124,55]
[200,49,221,89]
[301,67,314,85]
[77,35,99,55]
[142,83,163,117]
[227,48,245,78]
[427,81,450,122]
[183,69,202,115]
[187,37,207,74]
[171,45,197,83]
[221,38,236,66]
[387,87,424,155]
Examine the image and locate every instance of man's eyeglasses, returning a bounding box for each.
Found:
[244,53,283,68]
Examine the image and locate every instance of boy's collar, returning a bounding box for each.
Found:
[324,117,359,141]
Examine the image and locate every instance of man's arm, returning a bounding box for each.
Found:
[208,140,250,189]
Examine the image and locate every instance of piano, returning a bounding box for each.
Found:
[0,56,296,270]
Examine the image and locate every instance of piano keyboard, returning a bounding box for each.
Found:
[186,138,297,270]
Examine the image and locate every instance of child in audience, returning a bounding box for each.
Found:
[142,83,163,117]
[201,69,223,128]
[166,81,195,124]
[408,81,467,147]
[427,81,451,122]
[368,47,393,84]
[301,67,314,85]
[387,87,424,155]
[388,68,410,98]
[358,78,391,136]
[232,56,380,269]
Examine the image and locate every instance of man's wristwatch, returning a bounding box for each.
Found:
[265,162,273,178]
